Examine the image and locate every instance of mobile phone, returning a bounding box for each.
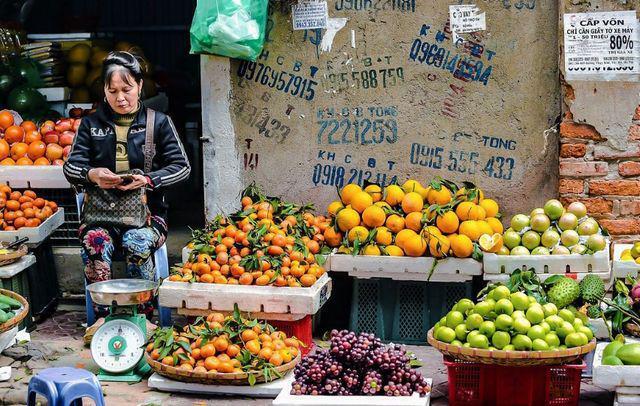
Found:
[119,174,134,185]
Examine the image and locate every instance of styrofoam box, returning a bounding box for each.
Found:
[148,371,290,397]
[329,253,480,282]
[273,379,431,406]
[159,272,332,316]
[593,339,640,390]
[0,166,70,189]
[483,240,610,274]
[0,208,64,245]
[37,87,70,102]
[0,255,35,279]
[616,392,640,406]
[613,244,640,279]
[483,270,613,290]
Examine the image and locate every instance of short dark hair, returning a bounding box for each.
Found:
[102,51,145,87]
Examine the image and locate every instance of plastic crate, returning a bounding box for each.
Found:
[444,357,585,406]
[349,278,473,344]
[270,315,314,356]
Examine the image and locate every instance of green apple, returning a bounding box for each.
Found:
[479,321,496,338]
[510,292,530,311]
[455,323,468,341]
[466,313,484,330]
[456,298,475,314]
[495,314,514,331]
[513,317,532,334]
[559,309,575,323]
[495,298,514,315]
[469,334,489,349]
[565,332,585,348]
[463,342,471,348]
[503,344,515,351]
[527,325,546,341]
[526,305,545,324]
[451,339,463,347]
[545,332,561,348]
[513,334,533,350]
[522,230,541,250]
[491,285,511,301]
[512,310,526,320]
[511,246,530,256]
[474,301,493,317]
[503,230,521,249]
[467,330,480,341]
[557,321,576,339]
[510,214,530,232]
[539,321,551,334]
[578,326,594,342]
[542,303,558,317]
[492,331,511,350]
[436,326,456,343]
[545,315,564,330]
[572,319,584,331]
[532,338,550,351]
[446,310,465,328]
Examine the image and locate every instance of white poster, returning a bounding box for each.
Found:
[449,5,486,34]
[564,11,640,81]
[292,1,329,31]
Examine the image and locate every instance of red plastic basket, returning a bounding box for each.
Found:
[269,315,314,356]
[444,356,585,406]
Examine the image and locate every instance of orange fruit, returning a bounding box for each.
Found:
[24,130,41,144]
[384,185,405,206]
[427,186,452,205]
[459,220,482,241]
[364,184,383,202]
[218,361,234,373]
[300,274,317,287]
[27,141,46,160]
[33,157,50,165]
[258,347,273,360]
[0,158,14,165]
[4,126,24,144]
[429,233,451,258]
[5,200,18,211]
[348,226,369,243]
[468,205,486,221]
[401,192,424,214]
[455,201,474,221]
[436,211,460,234]
[200,273,214,283]
[362,205,386,228]
[10,142,28,160]
[479,199,499,218]
[327,200,344,217]
[486,217,504,234]
[15,157,32,166]
[0,111,14,130]
[269,352,284,366]
[385,214,405,233]
[204,356,220,371]
[241,329,258,342]
[323,227,343,247]
[0,139,9,160]
[161,356,175,366]
[450,234,474,258]
[405,212,424,232]
[336,208,360,232]
[245,339,261,355]
[350,191,373,213]
[20,120,36,133]
[395,229,417,250]
[193,366,207,373]
[200,343,215,358]
[340,184,362,205]
[403,235,427,257]
[226,344,241,358]
[375,226,393,246]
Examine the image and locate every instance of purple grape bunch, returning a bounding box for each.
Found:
[291,330,431,397]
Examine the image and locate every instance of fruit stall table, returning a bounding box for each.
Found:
[0,209,64,318]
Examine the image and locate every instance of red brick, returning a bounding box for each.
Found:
[630,125,640,141]
[620,200,640,215]
[619,161,640,177]
[634,106,640,121]
[560,143,586,158]
[559,179,584,194]
[594,145,640,159]
[560,197,613,214]
[589,180,640,196]
[598,219,640,235]
[560,121,604,141]
[559,161,608,177]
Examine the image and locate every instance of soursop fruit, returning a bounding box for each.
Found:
[580,274,605,304]
[586,305,601,319]
[547,277,580,309]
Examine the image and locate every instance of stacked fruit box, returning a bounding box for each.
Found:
[613,243,640,279]
[593,339,640,405]
[483,199,611,286]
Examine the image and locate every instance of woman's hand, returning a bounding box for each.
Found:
[88,168,122,189]
[116,174,149,191]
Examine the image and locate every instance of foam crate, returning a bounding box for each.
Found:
[445,357,585,406]
[330,253,479,282]
[0,208,64,246]
[593,340,640,390]
[37,87,70,102]
[0,166,70,189]
[483,271,613,290]
[270,315,314,356]
[273,379,432,405]
[349,278,473,344]
[483,240,610,275]
[612,243,640,279]
[159,273,332,320]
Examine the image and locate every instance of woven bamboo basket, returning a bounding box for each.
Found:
[0,289,29,334]
[427,328,595,366]
[145,351,300,385]
[0,244,27,267]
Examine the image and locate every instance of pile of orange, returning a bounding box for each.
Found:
[0,186,59,230]
[170,188,330,287]
[146,311,300,376]
[325,178,504,259]
[0,110,78,166]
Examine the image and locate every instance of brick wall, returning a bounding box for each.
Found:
[559,109,640,242]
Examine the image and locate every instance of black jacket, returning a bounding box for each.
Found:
[63,103,191,222]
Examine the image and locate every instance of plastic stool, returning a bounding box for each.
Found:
[27,367,105,406]
[77,193,172,327]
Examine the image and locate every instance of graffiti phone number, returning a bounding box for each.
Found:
[312,164,398,188]
[322,68,405,92]
[233,102,291,143]
[317,118,398,145]
[237,61,318,101]
[409,143,515,180]
[409,39,493,85]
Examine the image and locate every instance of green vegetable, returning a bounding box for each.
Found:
[603,340,624,358]
[617,343,640,365]
[0,294,21,309]
[0,302,10,311]
[602,355,624,366]
[0,309,8,323]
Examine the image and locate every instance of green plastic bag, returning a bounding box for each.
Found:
[190,0,268,61]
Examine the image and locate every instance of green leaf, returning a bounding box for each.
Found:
[409,359,423,368]
[248,373,257,386]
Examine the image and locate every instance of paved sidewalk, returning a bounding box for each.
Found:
[0,311,615,405]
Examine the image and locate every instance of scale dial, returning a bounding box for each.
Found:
[91,319,145,374]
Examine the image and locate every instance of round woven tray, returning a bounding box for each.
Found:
[145,351,300,385]
[0,289,29,334]
[0,245,27,267]
[427,328,596,366]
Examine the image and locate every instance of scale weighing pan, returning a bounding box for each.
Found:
[87,279,158,306]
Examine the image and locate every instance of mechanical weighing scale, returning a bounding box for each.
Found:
[87,279,158,383]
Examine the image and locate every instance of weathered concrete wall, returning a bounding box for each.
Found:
[203,0,560,218]
[558,2,640,241]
